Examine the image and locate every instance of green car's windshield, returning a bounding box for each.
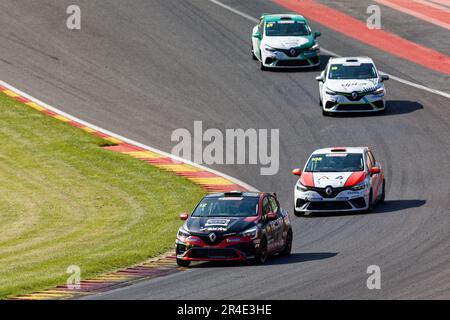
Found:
[265,20,310,37]
[192,197,259,218]
[305,153,364,172]
[328,63,377,80]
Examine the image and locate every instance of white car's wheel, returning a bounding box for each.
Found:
[260,62,268,71]
[365,190,374,213]
[251,45,257,60]
[294,207,305,217]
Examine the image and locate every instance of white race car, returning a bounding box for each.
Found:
[251,14,321,70]
[316,57,389,115]
[292,147,385,215]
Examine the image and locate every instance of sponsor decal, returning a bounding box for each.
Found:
[201,227,227,232]
[205,219,230,226]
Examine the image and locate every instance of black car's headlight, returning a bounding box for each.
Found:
[177,227,190,239]
[239,227,258,240]
[351,181,369,191]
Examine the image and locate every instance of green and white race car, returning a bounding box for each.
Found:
[251,14,321,70]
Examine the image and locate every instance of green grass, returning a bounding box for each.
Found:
[0,93,206,299]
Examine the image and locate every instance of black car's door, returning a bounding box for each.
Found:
[261,196,277,253]
[268,195,285,251]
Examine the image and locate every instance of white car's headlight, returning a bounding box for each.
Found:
[325,88,337,95]
[264,44,277,52]
[240,227,258,239]
[374,87,384,95]
[351,181,369,191]
[296,182,308,191]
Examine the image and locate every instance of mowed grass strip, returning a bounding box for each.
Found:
[0,93,206,299]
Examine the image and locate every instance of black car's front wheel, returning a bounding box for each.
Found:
[176,258,191,267]
[255,237,268,264]
[280,229,293,256]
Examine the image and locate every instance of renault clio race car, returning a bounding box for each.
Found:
[176,191,292,267]
[251,14,321,70]
[316,57,389,115]
[292,147,385,215]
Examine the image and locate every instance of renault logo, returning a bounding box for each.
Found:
[351,91,358,99]
[325,186,333,196]
[209,232,217,242]
[289,48,296,56]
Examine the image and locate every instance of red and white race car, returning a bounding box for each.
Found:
[292,147,385,215]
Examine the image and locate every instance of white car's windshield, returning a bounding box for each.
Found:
[329,63,377,80]
[305,153,364,172]
[192,197,259,217]
[265,20,310,37]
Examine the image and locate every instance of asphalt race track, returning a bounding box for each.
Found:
[0,0,449,299]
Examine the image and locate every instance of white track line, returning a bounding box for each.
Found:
[0,79,259,192]
[207,0,450,99]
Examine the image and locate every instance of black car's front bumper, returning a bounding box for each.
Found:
[176,238,257,261]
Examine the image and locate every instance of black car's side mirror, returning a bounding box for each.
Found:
[266,212,277,221]
[380,74,389,82]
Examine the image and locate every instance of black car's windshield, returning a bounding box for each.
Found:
[192,197,259,217]
[305,153,364,172]
[265,20,310,37]
[328,63,377,80]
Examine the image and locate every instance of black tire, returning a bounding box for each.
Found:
[365,190,374,213]
[322,109,330,116]
[280,229,293,256]
[251,47,257,60]
[255,237,268,264]
[176,258,191,267]
[319,98,323,107]
[294,209,304,217]
[378,180,386,204]
[260,62,268,71]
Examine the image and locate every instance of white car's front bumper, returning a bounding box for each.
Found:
[294,187,370,212]
[262,50,320,68]
[322,92,386,113]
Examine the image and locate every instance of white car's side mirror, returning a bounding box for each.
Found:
[315,75,324,82]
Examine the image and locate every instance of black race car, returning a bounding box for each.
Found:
[176,191,293,267]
